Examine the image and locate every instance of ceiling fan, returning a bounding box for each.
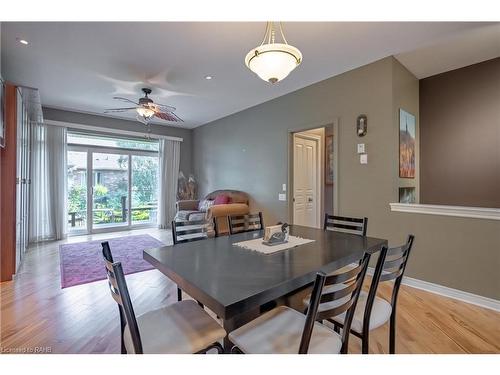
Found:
[104,88,183,125]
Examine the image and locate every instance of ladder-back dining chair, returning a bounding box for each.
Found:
[228,212,264,235]
[324,214,368,236]
[172,218,217,245]
[228,252,371,354]
[326,235,415,353]
[171,218,217,303]
[101,241,225,354]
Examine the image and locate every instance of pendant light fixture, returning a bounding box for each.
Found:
[245,22,302,84]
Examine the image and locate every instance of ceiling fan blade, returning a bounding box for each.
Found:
[152,102,176,112]
[113,96,139,105]
[155,111,183,122]
[104,107,137,113]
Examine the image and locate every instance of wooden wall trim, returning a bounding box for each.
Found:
[0,84,17,282]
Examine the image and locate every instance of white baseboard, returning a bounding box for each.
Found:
[366,268,500,312]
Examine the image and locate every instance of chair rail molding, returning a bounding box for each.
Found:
[389,203,500,221]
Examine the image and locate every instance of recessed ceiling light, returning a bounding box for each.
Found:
[205,75,213,80]
[17,38,29,45]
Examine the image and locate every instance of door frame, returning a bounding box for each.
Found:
[292,131,323,228]
[67,144,158,235]
[287,119,339,224]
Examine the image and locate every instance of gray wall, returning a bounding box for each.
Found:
[194,57,500,299]
[194,57,395,225]
[420,58,500,208]
[42,107,193,175]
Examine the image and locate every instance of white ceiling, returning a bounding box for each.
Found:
[396,23,500,79]
[2,22,498,128]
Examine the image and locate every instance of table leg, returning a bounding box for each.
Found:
[221,307,261,353]
[222,318,236,353]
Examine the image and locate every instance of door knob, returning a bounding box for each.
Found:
[308,197,313,202]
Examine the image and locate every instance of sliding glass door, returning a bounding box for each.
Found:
[67,150,88,233]
[92,152,129,230]
[131,155,159,225]
[66,132,159,234]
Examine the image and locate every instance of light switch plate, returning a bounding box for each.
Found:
[282,184,287,191]
[360,154,368,164]
[278,193,287,201]
[357,143,365,154]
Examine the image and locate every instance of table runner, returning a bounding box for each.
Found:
[233,235,315,254]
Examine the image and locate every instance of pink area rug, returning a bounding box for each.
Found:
[59,234,165,288]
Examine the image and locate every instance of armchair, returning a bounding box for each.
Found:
[175,190,250,235]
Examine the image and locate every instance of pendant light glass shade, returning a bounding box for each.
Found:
[245,22,302,84]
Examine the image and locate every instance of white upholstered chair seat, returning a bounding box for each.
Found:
[330,291,392,333]
[123,300,226,354]
[228,306,342,354]
[303,285,392,334]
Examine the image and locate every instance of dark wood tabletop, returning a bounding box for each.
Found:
[143,225,387,322]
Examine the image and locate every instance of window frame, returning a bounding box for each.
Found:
[67,133,160,235]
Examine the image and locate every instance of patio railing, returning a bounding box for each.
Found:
[68,197,158,228]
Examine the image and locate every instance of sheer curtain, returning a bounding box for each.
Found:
[158,138,180,229]
[29,123,67,242]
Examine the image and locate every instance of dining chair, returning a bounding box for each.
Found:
[228,212,264,235]
[324,214,368,236]
[228,252,371,354]
[319,235,415,354]
[171,218,217,303]
[322,213,368,289]
[171,218,217,245]
[101,242,226,354]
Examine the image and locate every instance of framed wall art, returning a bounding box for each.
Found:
[399,187,416,203]
[399,109,416,178]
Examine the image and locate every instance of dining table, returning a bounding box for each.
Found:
[144,224,388,351]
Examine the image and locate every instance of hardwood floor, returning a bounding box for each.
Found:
[1,228,499,354]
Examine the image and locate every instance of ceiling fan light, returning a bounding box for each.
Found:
[136,106,155,119]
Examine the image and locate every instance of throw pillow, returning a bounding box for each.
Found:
[198,199,214,212]
[214,194,231,205]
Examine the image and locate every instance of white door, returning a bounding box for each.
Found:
[293,134,319,228]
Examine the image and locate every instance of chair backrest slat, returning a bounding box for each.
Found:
[316,298,356,322]
[324,214,368,236]
[171,218,216,245]
[228,212,264,235]
[110,285,124,305]
[379,265,405,282]
[299,252,371,354]
[316,274,364,321]
[324,263,364,285]
[319,280,358,304]
[383,255,407,270]
[386,244,408,257]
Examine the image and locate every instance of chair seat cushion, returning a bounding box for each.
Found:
[175,210,198,221]
[304,288,392,334]
[228,306,342,354]
[123,300,226,354]
[331,291,392,333]
[188,212,206,221]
